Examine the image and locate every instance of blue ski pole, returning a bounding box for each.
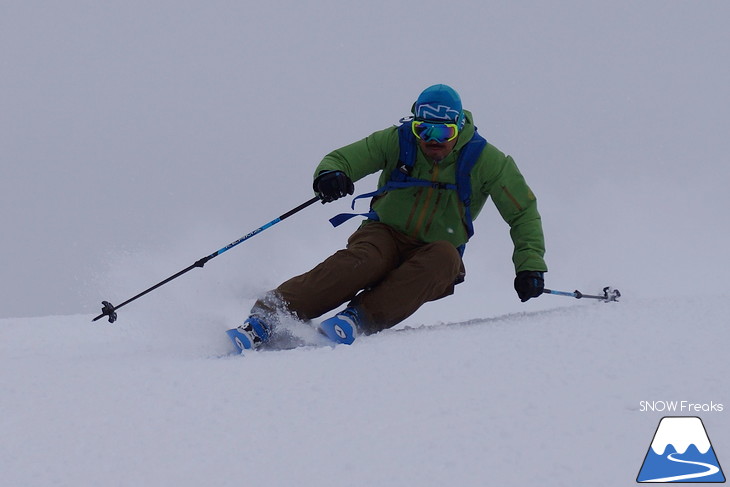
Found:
[544,286,621,302]
[93,195,321,323]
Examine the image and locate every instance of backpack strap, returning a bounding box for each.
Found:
[395,122,417,181]
[455,130,487,239]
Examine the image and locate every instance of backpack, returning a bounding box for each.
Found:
[329,121,487,253]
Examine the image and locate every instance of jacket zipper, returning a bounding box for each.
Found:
[501,185,523,211]
[424,191,443,235]
[411,163,440,237]
[405,188,423,229]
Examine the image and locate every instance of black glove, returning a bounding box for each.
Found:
[313,170,354,203]
[514,271,544,302]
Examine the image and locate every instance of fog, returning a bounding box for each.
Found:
[2,1,728,323]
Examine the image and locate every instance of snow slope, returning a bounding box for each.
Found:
[2,295,728,486]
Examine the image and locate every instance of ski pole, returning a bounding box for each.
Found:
[93,195,321,323]
[544,286,621,302]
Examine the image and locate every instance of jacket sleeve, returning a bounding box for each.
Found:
[313,127,398,183]
[480,150,548,273]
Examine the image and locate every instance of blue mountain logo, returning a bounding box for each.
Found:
[637,416,725,483]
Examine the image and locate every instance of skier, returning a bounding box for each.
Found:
[229,84,547,351]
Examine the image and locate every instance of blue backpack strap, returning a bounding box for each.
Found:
[328,184,387,227]
[394,122,417,181]
[455,130,487,239]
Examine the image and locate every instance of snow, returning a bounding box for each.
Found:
[2,297,729,485]
[2,1,730,485]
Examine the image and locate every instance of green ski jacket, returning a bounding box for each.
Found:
[315,110,547,273]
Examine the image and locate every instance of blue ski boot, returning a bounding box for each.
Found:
[319,307,363,345]
[226,315,271,354]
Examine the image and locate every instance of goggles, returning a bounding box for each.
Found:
[411,120,459,143]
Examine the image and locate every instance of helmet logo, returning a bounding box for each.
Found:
[415,103,461,122]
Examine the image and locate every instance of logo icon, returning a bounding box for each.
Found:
[637,416,725,483]
[415,103,460,121]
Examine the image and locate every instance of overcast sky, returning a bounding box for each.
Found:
[2,1,728,320]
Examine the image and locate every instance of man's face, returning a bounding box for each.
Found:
[417,137,458,163]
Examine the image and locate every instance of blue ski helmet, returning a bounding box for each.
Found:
[413,84,465,129]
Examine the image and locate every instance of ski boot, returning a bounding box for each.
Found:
[319,307,363,345]
[226,315,271,353]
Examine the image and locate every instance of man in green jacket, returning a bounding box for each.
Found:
[229,84,547,351]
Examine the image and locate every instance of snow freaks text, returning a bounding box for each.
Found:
[639,401,724,413]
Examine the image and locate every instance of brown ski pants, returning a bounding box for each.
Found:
[254,222,463,334]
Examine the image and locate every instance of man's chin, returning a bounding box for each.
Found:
[424,145,449,160]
